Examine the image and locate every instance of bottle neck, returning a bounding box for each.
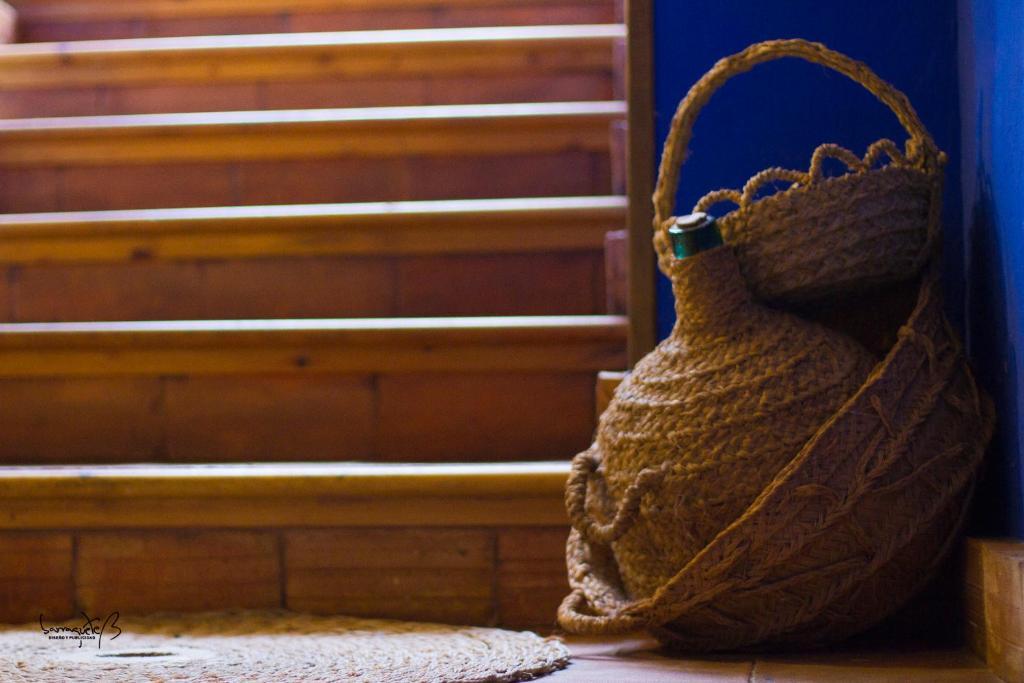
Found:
[669,246,753,335]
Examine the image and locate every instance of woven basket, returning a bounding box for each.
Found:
[557,39,994,651]
[652,39,947,303]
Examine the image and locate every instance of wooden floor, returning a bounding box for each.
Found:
[554,636,1000,682]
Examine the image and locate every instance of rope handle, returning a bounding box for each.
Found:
[566,449,673,545]
[693,138,907,215]
[652,38,940,274]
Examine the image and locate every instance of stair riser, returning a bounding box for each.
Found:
[0,73,613,118]
[1,251,606,321]
[0,153,611,212]
[0,371,604,463]
[0,526,568,630]
[16,1,617,42]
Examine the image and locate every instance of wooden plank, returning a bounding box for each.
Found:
[0,368,613,464]
[0,495,568,529]
[0,102,624,166]
[6,253,606,321]
[6,153,610,213]
[750,650,1000,683]
[496,527,569,629]
[0,24,621,86]
[0,317,620,462]
[0,462,569,528]
[0,377,163,463]
[625,0,656,364]
[11,0,613,23]
[0,104,621,210]
[0,26,619,116]
[7,256,399,321]
[162,374,376,461]
[0,462,569,499]
[964,537,1024,682]
[0,315,626,376]
[376,372,596,460]
[393,251,605,317]
[76,531,280,614]
[0,196,625,318]
[16,4,614,41]
[0,532,73,623]
[286,528,493,623]
[557,637,755,681]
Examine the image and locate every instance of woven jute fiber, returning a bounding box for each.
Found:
[0,611,570,682]
[652,39,946,304]
[558,39,994,652]
[565,244,876,601]
[559,265,994,649]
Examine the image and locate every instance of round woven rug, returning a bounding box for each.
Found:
[1,611,570,682]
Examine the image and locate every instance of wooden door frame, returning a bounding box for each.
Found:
[625,0,656,365]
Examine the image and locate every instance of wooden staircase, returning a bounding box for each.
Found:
[0,0,624,630]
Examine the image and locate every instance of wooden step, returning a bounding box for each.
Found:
[9,0,617,42]
[0,101,623,212]
[0,196,625,320]
[0,315,625,463]
[0,25,623,117]
[0,460,1005,678]
[0,461,572,628]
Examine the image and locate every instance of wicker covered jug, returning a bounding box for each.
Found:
[558,39,994,651]
[561,213,876,624]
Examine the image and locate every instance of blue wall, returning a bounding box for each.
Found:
[652,2,963,340]
[649,1,1022,537]
[958,0,1024,537]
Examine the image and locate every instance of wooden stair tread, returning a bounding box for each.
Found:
[0,461,569,498]
[13,2,616,43]
[0,100,624,166]
[0,461,570,527]
[0,314,627,374]
[10,0,611,24]
[0,24,623,89]
[0,196,627,263]
[0,100,626,131]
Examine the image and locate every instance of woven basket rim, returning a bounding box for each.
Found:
[708,161,935,237]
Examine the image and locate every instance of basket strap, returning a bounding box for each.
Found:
[652,38,940,275]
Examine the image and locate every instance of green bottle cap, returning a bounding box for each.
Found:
[668,212,724,259]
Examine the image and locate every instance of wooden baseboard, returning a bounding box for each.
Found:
[965,538,1024,682]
